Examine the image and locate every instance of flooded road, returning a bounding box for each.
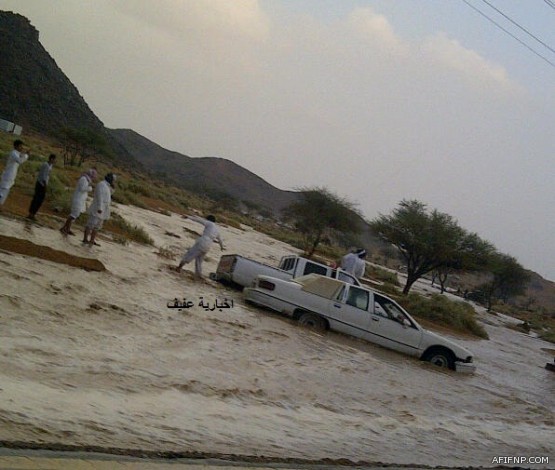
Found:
[1,206,553,468]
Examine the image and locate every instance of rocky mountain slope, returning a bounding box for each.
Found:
[107,128,299,213]
[0,12,103,136]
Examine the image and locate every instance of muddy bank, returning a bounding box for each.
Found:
[0,234,105,271]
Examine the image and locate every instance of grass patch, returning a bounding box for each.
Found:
[107,212,154,246]
[366,265,400,286]
[540,330,555,343]
[373,282,401,296]
[490,303,555,344]
[112,235,130,246]
[254,223,305,252]
[397,293,489,339]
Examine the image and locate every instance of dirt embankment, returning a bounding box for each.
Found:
[0,234,105,271]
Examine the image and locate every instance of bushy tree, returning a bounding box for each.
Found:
[285,187,361,257]
[433,231,495,293]
[59,127,109,167]
[370,200,493,294]
[478,253,530,311]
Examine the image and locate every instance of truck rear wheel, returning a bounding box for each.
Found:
[298,312,327,332]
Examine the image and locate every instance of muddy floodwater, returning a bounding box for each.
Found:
[1,206,554,468]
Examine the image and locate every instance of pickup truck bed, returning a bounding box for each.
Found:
[213,254,294,288]
[212,254,360,289]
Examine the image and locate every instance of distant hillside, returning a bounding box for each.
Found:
[525,271,555,312]
[107,128,299,213]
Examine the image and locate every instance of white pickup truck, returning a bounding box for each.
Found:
[244,274,476,372]
[211,254,361,289]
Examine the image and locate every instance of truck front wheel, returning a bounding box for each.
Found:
[298,312,327,332]
[422,347,456,370]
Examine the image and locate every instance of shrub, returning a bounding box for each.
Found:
[127,181,153,198]
[156,246,177,260]
[373,282,401,296]
[112,235,129,246]
[124,191,148,209]
[366,265,400,286]
[398,293,489,339]
[108,212,154,246]
[540,330,555,343]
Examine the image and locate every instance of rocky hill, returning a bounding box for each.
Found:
[0,10,297,214]
[0,11,103,136]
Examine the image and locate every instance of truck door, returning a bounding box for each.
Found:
[328,285,376,340]
[371,293,422,355]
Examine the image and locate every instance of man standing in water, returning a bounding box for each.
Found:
[176,214,224,279]
[0,139,30,206]
[83,173,115,247]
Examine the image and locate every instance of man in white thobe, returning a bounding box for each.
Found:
[83,173,115,246]
[340,248,367,280]
[0,140,30,205]
[60,169,97,235]
[176,214,224,279]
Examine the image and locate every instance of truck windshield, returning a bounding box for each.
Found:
[374,293,415,327]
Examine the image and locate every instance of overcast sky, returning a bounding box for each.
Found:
[2,0,554,281]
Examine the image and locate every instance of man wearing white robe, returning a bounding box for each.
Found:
[0,140,30,205]
[341,250,358,274]
[83,173,115,246]
[60,169,97,235]
[340,248,367,280]
[176,214,224,279]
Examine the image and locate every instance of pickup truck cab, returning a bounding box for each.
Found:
[244,274,476,373]
[212,254,360,289]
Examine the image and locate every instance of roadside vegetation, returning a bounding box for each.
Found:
[491,303,555,343]
[365,265,400,286]
[397,293,489,339]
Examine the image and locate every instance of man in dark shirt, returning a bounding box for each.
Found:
[28,154,56,220]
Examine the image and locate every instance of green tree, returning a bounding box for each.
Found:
[284,187,361,258]
[370,200,493,294]
[433,231,495,293]
[478,253,530,311]
[59,127,109,167]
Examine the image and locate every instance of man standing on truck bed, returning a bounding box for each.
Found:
[176,214,224,280]
[341,248,367,280]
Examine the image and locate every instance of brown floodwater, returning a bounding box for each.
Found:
[0,207,553,468]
